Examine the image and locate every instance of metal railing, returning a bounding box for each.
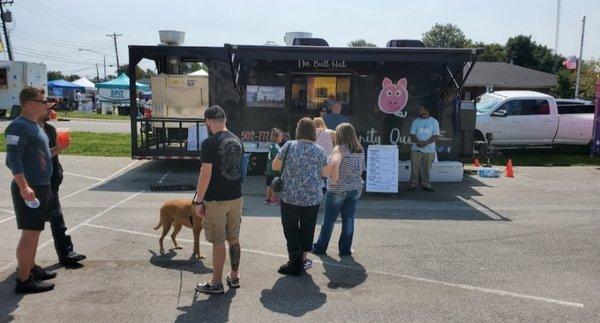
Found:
[132,116,206,159]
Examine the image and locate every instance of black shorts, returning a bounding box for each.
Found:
[266,175,275,186]
[11,182,52,231]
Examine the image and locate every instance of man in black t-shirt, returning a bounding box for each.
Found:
[194,105,243,294]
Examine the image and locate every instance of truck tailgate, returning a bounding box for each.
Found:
[554,113,594,144]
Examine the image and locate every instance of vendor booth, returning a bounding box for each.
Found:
[47,79,85,106]
[95,73,149,114]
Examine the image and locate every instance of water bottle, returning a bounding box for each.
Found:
[25,198,40,209]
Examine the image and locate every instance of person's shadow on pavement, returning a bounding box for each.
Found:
[148,250,211,275]
[317,255,368,289]
[0,272,24,322]
[260,274,327,317]
[175,288,236,323]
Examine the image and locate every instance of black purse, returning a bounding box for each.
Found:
[270,144,290,193]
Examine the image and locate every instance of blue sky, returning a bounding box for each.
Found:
[2,0,597,79]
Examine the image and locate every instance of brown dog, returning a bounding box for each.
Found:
[153,199,205,259]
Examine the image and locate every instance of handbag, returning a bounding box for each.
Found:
[270,144,290,193]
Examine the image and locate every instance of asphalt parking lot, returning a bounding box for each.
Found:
[0,153,599,322]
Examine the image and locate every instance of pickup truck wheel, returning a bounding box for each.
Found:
[474,130,484,142]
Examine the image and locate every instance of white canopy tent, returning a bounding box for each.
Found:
[188,69,208,76]
[72,77,96,90]
[72,77,97,112]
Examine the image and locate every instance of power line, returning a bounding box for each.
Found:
[13,1,107,33]
[26,0,109,32]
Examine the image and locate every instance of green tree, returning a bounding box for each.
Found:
[475,42,505,62]
[47,70,65,81]
[504,35,537,69]
[505,35,564,73]
[117,64,145,80]
[348,39,377,47]
[65,74,80,82]
[552,59,600,98]
[553,69,574,98]
[422,23,472,48]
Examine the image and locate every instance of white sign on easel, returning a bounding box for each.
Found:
[366,145,399,193]
[187,124,209,151]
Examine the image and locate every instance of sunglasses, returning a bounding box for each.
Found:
[29,99,50,105]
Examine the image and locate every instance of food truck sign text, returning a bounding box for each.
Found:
[297,60,348,69]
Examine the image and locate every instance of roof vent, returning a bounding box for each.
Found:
[386,39,425,48]
[292,38,329,47]
[159,30,185,46]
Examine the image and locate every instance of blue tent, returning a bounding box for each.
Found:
[47,79,85,98]
[95,73,150,90]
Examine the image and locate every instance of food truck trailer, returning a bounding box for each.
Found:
[127,40,480,175]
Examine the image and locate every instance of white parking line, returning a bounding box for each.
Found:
[0,208,14,215]
[0,190,144,274]
[63,172,104,181]
[82,222,584,309]
[158,169,173,184]
[0,160,140,225]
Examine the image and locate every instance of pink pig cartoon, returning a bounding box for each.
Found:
[378,77,408,117]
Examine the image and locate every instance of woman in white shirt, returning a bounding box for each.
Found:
[313,117,335,157]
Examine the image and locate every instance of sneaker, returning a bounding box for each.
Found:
[226,276,240,289]
[195,281,224,294]
[15,276,54,294]
[422,186,435,192]
[303,259,314,270]
[277,262,303,276]
[269,199,280,206]
[30,265,57,281]
[264,199,270,205]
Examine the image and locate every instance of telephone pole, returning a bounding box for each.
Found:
[554,0,561,53]
[0,0,14,61]
[95,63,100,83]
[106,32,122,71]
[574,16,586,98]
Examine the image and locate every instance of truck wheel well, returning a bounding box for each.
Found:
[474,130,484,142]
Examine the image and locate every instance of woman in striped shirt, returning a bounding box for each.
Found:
[313,123,365,256]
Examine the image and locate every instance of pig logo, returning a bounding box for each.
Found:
[378,77,408,118]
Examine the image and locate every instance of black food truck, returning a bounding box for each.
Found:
[128,40,480,175]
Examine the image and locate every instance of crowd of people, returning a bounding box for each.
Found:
[5,87,440,296]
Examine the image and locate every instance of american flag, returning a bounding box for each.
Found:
[562,56,577,70]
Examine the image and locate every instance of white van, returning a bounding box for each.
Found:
[475,91,594,146]
[0,61,48,117]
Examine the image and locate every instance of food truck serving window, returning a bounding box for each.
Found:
[291,75,351,113]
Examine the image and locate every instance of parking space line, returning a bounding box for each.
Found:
[82,222,584,309]
[60,161,139,200]
[63,172,104,181]
[0,161,140,226]
[0,190,144,274]
[0,208,14,215]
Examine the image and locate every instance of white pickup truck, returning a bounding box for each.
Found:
[475,91,594,146]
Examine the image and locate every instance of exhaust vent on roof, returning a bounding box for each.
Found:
[386,39,425,48]
[292,38,329,47]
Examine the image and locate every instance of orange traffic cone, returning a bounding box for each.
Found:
[506,159,514,178]
[473,158,481,167]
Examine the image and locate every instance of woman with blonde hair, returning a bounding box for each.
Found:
[313,117,335,157]
[313,123,365,256]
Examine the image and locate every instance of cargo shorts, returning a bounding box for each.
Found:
[203,198,243,243]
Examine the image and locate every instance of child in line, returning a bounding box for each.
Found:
[265,128,284,205]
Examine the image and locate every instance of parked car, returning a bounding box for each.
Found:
[475,91,593,146]
[555,98,592,106]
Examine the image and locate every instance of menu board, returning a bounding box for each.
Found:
[366,145,399,193]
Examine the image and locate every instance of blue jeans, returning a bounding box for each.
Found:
[313,189,362,255]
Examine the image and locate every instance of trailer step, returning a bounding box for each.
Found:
[149,184,197,192]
